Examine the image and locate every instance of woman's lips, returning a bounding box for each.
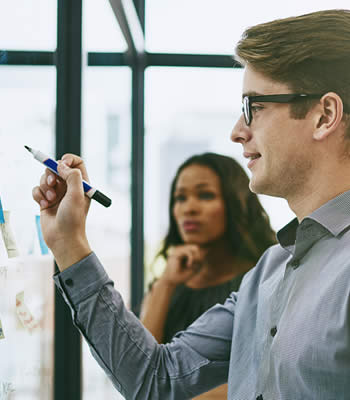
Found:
[182,221,201,232]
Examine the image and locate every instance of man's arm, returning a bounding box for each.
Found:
[32,154,94,271]
[32,155,233,399]
[54,252,234,399]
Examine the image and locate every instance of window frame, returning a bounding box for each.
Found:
[0,1,242,398]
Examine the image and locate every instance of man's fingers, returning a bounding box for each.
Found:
[57,161,83,188]
[39,172,57,202]
[46,170,58,187]
[32,186,49,210]
[61,154,90,183]
[57,162,89,207]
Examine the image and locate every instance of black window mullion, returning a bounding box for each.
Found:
[54,1,83,399]
[133,0,145,29]
[129,0,145,315]
[130,55,145,315]
[146,53,240,68]
[0,50,54,65]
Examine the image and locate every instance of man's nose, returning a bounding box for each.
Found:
[231,114,251,144]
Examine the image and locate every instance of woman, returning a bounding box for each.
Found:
[141,152,276,399]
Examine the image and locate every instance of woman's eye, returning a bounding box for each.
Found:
[199,192,215,200]
[174,194,186,202]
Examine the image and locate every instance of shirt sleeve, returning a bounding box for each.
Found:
[53,252,235,400]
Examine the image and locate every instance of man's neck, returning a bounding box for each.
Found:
[288,175,350,222]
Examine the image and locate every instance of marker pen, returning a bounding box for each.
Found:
[25,146,112,208]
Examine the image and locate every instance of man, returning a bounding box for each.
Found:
[33,9,350,400]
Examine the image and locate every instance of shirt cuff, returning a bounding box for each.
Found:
[53,252,109,305]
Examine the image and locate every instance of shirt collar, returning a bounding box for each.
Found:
[309,189,350,236]
[277,189,350,248]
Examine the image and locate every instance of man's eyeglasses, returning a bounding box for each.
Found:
[242,93,323,126]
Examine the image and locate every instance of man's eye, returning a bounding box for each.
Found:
[251,105,264,113]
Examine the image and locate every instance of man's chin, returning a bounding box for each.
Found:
[249,177,263,194]
[249,177,273,196]
[249,179,285,199]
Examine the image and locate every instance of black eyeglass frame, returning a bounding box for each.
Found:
[242,93,324,126]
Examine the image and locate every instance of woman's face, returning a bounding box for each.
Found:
[173,164,227,245]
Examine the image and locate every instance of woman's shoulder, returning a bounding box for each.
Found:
[185,270,245,292]
[178,273,244,301]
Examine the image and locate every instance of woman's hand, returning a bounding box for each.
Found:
[141,244,206,342]
[160,244,207,287]
[32,154,92,270]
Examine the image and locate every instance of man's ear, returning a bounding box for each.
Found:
[313,92,344,141]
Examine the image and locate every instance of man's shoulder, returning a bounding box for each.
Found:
[240,243,289,290]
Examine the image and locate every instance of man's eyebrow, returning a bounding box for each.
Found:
[242,91,263,99]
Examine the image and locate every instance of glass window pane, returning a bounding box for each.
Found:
[0,66,56,399]
[82,67,131,400]
[0,1,56,50]
[146,0,350,54]
[144,67,294,278]
[83,0,127,52]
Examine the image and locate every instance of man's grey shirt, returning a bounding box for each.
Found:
[54,190,350,399]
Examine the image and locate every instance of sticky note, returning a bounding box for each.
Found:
[0,51,7,65]
[0,211,19,258]
[35,215,49,255]
[0,197,4,224]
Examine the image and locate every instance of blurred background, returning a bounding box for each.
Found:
[0,1,348,398]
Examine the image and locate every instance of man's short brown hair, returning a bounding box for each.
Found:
[235,9,350,136]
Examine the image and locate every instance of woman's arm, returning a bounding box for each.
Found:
[193,383,228,399]
[140,278,177,342]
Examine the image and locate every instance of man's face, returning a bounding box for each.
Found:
[231,65,315,199]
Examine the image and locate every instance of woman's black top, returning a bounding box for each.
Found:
[163,273,244,343]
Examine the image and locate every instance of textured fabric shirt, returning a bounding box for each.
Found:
[54,190,350,400]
